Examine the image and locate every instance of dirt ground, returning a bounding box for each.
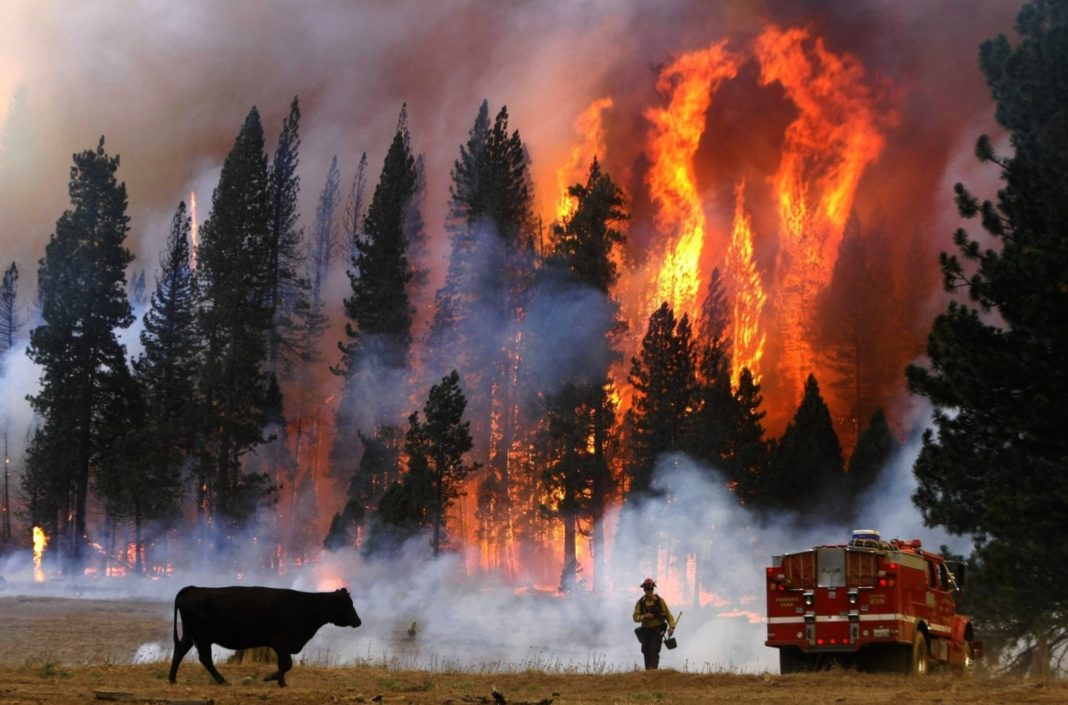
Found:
[1,596,1065,705]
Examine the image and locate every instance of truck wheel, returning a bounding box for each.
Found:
[779,647,813,674]
[908,632,929,676]
[952,641,974,677]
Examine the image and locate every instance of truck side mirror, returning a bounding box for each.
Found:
[947,561,967,591]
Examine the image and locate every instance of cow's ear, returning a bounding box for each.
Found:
[337,587,349,596]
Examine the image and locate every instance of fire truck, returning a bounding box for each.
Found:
[765,530,979,675]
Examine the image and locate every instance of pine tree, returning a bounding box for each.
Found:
[26,137,135,565]
[403,370,479,557]
[686,336,735,481]
[762,374,844,513]
[265,96,311,380]
[425,100,536,572]
[117,202,200,570]
[337,107,417,375]
[0,262,20,369]
[345,152,369,264]
[906,0,1068,671]
[194,108,277,529]
[845,408,897,506]
[323,426,401,550]
[817,210,894,451]
[696,267,730,354]
[538,158,627,591]
[329,109,419,507]
[731,368,770,503]
[310,156,341,307]
[627,302,697,497]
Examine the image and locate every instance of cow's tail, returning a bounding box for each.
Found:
[173,586,190,645]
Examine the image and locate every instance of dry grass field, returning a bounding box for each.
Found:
[1,595,1065,705]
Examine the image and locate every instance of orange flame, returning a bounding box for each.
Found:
[725,181,766,386]
[32,526,47,582]
[646,41,739,319]
[754,25,894,401]
[555,97,614,223]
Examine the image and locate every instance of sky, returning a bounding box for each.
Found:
[0,0,1019,287]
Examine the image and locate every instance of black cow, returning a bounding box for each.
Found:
[168,585,361,687]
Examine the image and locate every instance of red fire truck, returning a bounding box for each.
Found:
[765,530,979,675]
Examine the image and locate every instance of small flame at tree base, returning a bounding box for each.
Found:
[32,526,47,582]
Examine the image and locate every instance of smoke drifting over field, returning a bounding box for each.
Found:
[0,422,965,673]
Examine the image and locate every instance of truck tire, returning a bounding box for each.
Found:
[952,641,974,677]
[779,647,815,674]
[908,632,929,676]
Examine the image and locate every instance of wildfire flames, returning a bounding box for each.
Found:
[753,25,895,403]
[725,181,766,386]
[555,97,614,223]
[539,25,898,594]
[32,526,47,582]
[645,40,739,320]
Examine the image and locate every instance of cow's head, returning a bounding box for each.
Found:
[331,587,362,628]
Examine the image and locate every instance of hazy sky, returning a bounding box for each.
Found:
[0,0,1019,287]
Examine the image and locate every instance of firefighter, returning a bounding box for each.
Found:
[633,577,676,670]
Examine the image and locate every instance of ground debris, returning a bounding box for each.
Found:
[447,691,552,705]
[92,691,213,705]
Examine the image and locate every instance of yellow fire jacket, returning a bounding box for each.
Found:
[633,594,675,630]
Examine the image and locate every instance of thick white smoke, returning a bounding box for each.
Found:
[0,410,968,674]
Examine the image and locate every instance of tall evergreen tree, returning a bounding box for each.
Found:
[845,408,897,507]
[329,108,419,511]
[538,157,627,591]
[761,374,844,513]
[626,302,697,497]
[337,107,417,375]
[731,368,770,503]
[402,370,479,557]
[310,155,341,307]
[426,100,536,574]
[265,96,311,380]
[117,202,200,570]
[0,262,20,369]
[345,152,369,264]
[26,137,134,565]
[686,336,735,480]
[696,267,730,354]
[817,210,895,451]
[906,0,1068,672]
[194,108,276,529]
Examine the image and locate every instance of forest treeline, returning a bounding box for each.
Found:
[0,0,1065,675]
[2,94,892,584]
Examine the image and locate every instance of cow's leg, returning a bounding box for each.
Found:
[194,640,227,684]
[168,633,194,684]
[264,650,292,687]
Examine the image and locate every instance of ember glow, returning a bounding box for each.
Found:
[32,525,47,582]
